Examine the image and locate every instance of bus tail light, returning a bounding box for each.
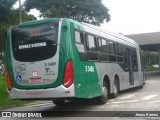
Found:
[6,70,12,91]
[62,60,73,88]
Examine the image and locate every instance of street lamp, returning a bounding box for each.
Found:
[19,0,22,23]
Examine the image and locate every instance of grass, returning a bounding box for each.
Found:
[145,66,160,72]
[0,75,32,108]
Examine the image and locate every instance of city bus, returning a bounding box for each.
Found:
[6,18,145,105]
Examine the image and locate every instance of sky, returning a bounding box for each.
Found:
[14,0,160,35]
[102,0,160,35]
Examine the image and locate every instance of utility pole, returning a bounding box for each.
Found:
[19,0,22,23]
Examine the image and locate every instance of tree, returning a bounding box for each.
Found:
[24,0,110,25]
[0,0,17,23]
[0,0,17,54]
[0,0,36,63]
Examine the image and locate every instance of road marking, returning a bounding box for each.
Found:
[141,95,158,101]
[108,94,159,105]
[118,94,135,99]
[29,103,53,107]
[111,99,139,104]
[25,101,52,106]
[147,100,160,103]
[110,105,119,107]
[25,101,53,108]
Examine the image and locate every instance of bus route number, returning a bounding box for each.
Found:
[29,29,40,37]
[44,62,56,66]
[85,66,94,72]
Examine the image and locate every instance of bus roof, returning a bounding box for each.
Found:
[11,18,138,47]
[81,22,137,46]
[15,18,60,28]
[65,18,138,46]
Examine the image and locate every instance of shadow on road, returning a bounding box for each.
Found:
[36,100,131,117]
[41,72,160,110]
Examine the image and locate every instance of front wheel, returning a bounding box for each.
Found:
[96,81,108,104]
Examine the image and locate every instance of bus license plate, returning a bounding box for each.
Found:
[29,78,42,83]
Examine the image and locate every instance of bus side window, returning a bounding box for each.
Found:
[109,40,116,62]
[101,39,108,53]
[86,34,98,61]
[132,49,138,71]
[116,43,124,63]
[98,38,109,62]
[75,30,84,43]
[74,30,87,61]
[80,32,84,43]
[86,35,97,51]
[123,46,129,71]
[98,38,102,52]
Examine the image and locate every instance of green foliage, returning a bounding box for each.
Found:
[145,66,160,72]
[0,0,17,53]
[24,0,110,25]
[149,54,159,65]
[143,51,159,66]
[0,0,36,55]
[0,0,17,23]
[0,75,31,108]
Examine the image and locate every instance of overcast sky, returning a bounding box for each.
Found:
[15,0,160,35]
[102,0,160,35]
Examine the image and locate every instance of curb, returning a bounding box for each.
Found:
[145,70,160,75]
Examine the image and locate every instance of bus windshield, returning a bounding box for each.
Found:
[11,21,59,62]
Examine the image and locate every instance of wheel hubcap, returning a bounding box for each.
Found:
[103,86,107,97]
[113,84,117,94]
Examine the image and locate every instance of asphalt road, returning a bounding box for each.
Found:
[1,73,160,119]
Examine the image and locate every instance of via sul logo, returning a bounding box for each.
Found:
[15,64,26,72]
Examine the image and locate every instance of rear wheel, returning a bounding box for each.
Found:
[111,78,119,98]
[52,100,65,106]
[96,81,108,104]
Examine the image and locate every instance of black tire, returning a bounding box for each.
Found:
[96,81,108,104]
[139,74,146,89]
[52,100,65,106]
[111,78,119,98]
[139,81,144,89]
[143,73,146,84]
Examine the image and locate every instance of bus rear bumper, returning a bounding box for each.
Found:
[8,84,75,99]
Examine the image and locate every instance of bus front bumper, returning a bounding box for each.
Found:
[8,84,75,99]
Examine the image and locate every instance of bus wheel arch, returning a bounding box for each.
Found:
[96,75,110,104]
[103,75,111,95]
[111,75,120,98]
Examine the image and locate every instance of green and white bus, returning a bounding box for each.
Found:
[6,18,145,105]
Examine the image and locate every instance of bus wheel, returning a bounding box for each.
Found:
[139,81,144,89]
[96,81,108,104]
[111,78,119,98]
[52,100,65,106]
